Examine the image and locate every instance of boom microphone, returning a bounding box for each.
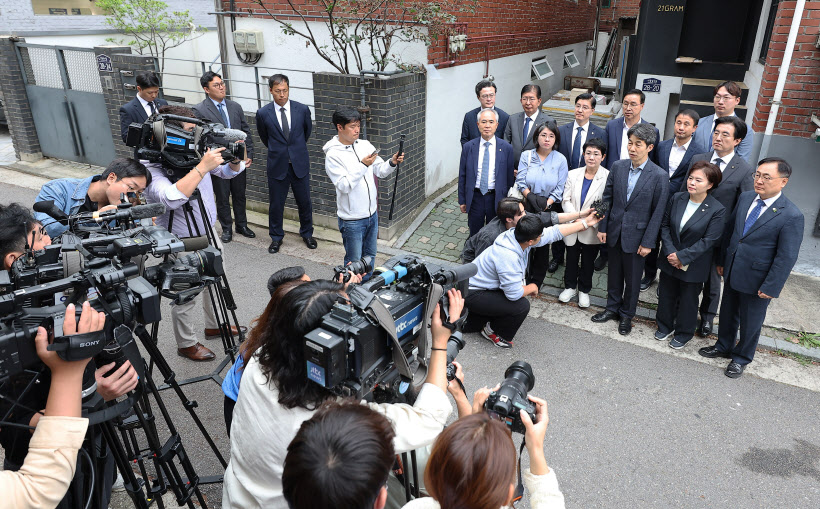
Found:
[181,236,210,251]
[220,128,247,142]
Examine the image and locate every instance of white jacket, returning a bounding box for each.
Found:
[562,165,608,246]
[323,136,396,220]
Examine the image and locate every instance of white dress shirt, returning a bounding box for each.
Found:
[710,150,735,172]
[476,136,497,190]
[745,192,781,221]
[275,100,291,132]
[619,118,641,160]
[136,94,156,117]
[571,121,589,158]
[668,138,691,176]
[523,112,539,140]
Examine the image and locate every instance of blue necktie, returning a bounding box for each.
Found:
[480,141,491,194]
[571,126,583,169]
[743,199,766,235]
[217,103,230,128]
[522,117,531,146]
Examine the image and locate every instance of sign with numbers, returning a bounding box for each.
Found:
[642,78,662,93]
[96,54,113,73]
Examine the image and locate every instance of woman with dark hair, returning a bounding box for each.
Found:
[655,161,725,349]
[515,121,569,288]
[223,280,462,508]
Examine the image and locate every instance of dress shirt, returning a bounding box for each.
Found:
[476,136,497,190]
[745,192,781,221]
[571,121,589,158]
[626,159,648,200]
[523,111,539,140]
[710,111,737,135]
[136,94,155,117]
[668,138,691,176]
[710,151,735,172]
[210,97,231,128]
[275,100,291,132]
[620,118,641,160]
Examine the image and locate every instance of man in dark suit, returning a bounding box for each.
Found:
[256,74,316,254]
[683,115,755,336]
[118,71,167,143]
[699,158,804,378]
[459,109,516,237]
[591,123,668,335]
[193,71,255,243]
[557,93,606,170]
[503,84,554,166]
[603,89,659,169]
[461,80,509,146]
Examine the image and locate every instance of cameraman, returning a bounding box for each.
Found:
[33,158,151,238]
[222,282,462,508]
[142,104,246,362]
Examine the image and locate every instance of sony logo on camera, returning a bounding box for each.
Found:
[79,339,101,348]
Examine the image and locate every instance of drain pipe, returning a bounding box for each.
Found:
[759,0,805,158]
[359,69,403,139]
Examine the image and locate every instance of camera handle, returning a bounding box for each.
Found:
[387,134,406,221]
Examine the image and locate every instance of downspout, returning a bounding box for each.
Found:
[759,0,805,158]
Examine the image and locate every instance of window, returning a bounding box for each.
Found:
[31,0,104,15]
[531,57,554,80]
[759,0,781,63]
[602,0,611,7]
[563,51,580,69]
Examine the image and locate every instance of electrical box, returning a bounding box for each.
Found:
[233,29,264,55]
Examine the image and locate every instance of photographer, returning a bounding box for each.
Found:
[222,281,462,508]
[142,104,246,362]
[33,158,151,238]
[0,302,107,509]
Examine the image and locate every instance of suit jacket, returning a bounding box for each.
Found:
[503,111,555,165]
[720,191,804,298]
[683,151,754,226]
[458,136,515,213]
[256,100,312,180]
[658,192,726,282]
[192,97,255,161]
[691,113,754,163]
[561,166,609,246]
[461,107,509,146]
[603,117,660,169]
[119,96,168,142]
[657,138,704,196]
[557,121,606,169]
[598,158,668,253]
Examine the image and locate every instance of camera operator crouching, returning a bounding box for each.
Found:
[141,105,246,362]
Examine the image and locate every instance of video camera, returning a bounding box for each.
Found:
[303,255,476,403]
[484,361,537,434]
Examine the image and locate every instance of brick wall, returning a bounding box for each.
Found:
[598,0,641,31]
[751,1,820,138]
[0,36,42,162]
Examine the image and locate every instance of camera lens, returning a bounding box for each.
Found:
[490,361,535,417]
[445,334,465,365]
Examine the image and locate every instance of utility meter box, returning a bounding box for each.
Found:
[233,29,264,55]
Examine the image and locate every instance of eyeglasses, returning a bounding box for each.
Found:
[714,94,735,102]
[521,97,539,103]
[752,172,781,182]
[479,93,495,99]
[210,82,226,88]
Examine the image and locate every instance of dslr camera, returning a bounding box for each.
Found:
[333,258,371,284]
[485,361,537,434]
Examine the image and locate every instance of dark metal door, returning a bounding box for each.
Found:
[15,43,115,167]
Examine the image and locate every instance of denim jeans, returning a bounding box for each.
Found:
[338,212,379,275]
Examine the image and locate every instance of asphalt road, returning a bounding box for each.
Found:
[2,177,819,508]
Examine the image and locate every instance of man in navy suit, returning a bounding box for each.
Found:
[591,123,668,335]
[691,81,754,163]
[558,93,606,170]
[118,71,167,143]
[699,158,804,378]
[193,71,255,243]
[256,74,316,254]
[461,80,509,146]
[459,109,515,237]
[603,89,659,169]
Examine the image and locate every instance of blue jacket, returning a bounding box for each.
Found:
[256,100,312,180]
[656,138,705,195]
[691,113,754,163]
[603,117,660,169]
[34,175,96,238]
[461,107,509,146]
[458,136,515,213]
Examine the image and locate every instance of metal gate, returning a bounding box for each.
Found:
[14,43,115,167]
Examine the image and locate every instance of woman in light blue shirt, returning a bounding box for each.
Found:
[516,121,568,288]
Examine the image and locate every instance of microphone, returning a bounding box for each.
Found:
[33,200,69,223]
[220,128,247,142]
[432,263,478,285]
[89,202,166,222]
[181,236,210,251]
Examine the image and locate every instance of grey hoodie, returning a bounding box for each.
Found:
[323,136,396,220]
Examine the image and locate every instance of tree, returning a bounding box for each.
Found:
[97,0,205,74]
[250,0,477,74]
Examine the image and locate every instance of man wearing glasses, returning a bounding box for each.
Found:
[603,89,660,169]
[691,81,754,163]
[461,80,509,146]
[503,84,554,165]
[682,115,755,337]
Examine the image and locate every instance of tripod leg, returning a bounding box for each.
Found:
[98,419,152,509]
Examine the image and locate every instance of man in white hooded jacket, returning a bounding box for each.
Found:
[324,108,404,273]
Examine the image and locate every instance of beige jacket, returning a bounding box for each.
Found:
[562,165,609,246]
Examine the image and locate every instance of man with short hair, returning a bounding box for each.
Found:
[691,81,754,163]
[592,123,668,335]
[0,203,51,270]
[119,71,168,142]
[194,71,255,243]
[699,158,803,378]
[461,80,509,146]
[503,84,554,165]
[34,158,151,238]
[257,74,317,254]
[557,93,606,170]
[603,89,660,169]
[458,109,516,237]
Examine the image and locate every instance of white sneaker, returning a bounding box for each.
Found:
[112,471,125,492]
[558,288,578,303]
[578,292,590,308]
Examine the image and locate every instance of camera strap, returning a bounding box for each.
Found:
[512,437,527,506]
[351,287,414,382]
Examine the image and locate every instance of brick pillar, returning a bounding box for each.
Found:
[0,36,42,162]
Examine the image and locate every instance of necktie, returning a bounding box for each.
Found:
[148,101,156,115]
[480,141,491,194]
[280,107,290,140]
[714,158,724,171]
[217,103,230,128]
[743,198,766,235]
[522,117,531,146]
[571,126,583,169]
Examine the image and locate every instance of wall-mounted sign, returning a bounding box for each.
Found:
[642,78,662,93]
[96,54,113,73]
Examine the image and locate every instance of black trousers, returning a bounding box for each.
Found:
[464,289,530,340]
[699,260,722,321]
[268,163,314,241]
[564,241,600,293]
[550,202,565,263]
[605,239,646,319]
[467,189,496,237]
[214,171,248,229]
[527,244,551,288]
[224,395,236,437]
[655,271,703,343]
[716,282,771,365]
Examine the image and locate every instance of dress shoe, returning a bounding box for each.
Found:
[640,275,656,292]
[698,345,731,359]
[697,319,713,337]
[177,342,216,361]
[302,236,318,249]
[594,255,607,271]
[204,325,247,338]
[547,259,562,273]
[268,240,282,254]
[618,317,632,335]
[236,225,256,238]
[220,229,232,243]
[558,288,577,303]
[724,361,745,378]
[591,310,619,323]
[578,292,590,308]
